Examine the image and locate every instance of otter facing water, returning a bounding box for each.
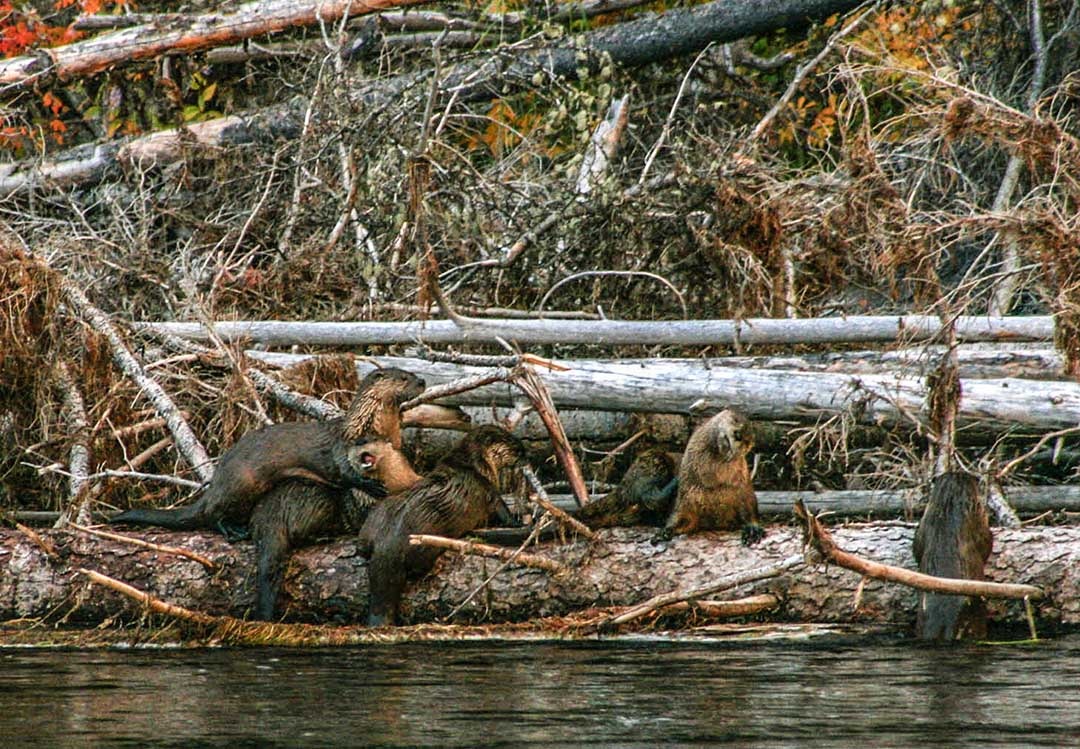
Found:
[913,471,993,641]
[358,425,525,626]
[110,368,424,540]
[656,409,763,545]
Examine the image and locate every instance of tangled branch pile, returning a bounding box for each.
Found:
[1,0,1079,522]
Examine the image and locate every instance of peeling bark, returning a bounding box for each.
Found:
[2,524,1076,629]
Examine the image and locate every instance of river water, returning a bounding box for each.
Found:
[3,631,1078,748]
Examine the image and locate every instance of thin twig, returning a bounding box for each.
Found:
[537,270,688,319]
[69,523,218,571]
[409,533,565,574]
[522,466,594,539]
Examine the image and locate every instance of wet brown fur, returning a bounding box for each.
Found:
[251,440,423,620]
[110,367,424,537]
[358,425,525,626]
[913,472,993,641]
[577,449,677,529]
[658,409,763,545]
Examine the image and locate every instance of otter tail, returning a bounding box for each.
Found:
[110,502,205,531]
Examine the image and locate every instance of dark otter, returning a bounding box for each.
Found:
[577,449,678,529]
[913,471,993,641]
[655,409,763,546]
[251,439,423,620]
[110,367,424,539]
[358,424,525,626]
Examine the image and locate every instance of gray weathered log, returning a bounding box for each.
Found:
[246,353,1080,433]
[0,0,431,87]
[1,525,1075,628]
[543,485,1080,518]
[136,315,1055,347]
[2,0,865,195]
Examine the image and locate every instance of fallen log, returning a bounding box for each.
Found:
[2,524,1078,629]
[247,353,1080,433]
[0,0,431,87]
[137,315,1056,347]
[546,485,1080,518]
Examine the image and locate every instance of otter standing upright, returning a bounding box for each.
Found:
[358,425,525,626]
[656,409,763,545]
[913,471,993,641]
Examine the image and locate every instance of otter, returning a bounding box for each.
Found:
[913,471,993,641]
[110,367,424,539]
[358,424,525,626]
[251,439,423,620]
[577,449,678,529]
[655,409,763,546]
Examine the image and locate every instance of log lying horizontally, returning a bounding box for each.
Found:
[247,353,1080,432]
[138,315,1055,347]
[3,524,1078,628]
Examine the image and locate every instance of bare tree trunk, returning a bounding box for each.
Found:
[1,525,1075,628]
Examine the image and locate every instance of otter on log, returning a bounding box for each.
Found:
[913,471,993,641]
[252,439,423,621]
[358,424,526,627]
[110,367,424,540]
[655,409,764,546]
[577,449,678,529]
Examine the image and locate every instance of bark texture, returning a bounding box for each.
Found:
[2,524,1076,629]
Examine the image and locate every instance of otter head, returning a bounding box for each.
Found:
[707,409,753,460]
[458,424,526,487]
[357,367,426,406]
[345,438,421,495]
[345,368,426,444]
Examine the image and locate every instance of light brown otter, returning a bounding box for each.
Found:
[655,409,763,546]
[251,439,423,620]
[357,425,526,626]
[110,367,424,539]
[913,471,993,641]
[577,449,678,529]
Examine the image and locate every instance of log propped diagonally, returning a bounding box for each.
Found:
[1,0,866,195]
[1,525,1076,628]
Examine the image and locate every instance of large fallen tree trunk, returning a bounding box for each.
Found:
[137,315,1056,347]
[248,353,1080,432]
[1,0,864,195]
[1,525,1075,629]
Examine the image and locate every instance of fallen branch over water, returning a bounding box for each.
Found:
[793,500,1044,600]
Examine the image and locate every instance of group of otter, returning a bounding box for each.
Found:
[111,368,989,639]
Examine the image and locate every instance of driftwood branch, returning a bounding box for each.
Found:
[60,277,213,483]
[793,500,1043,599]
[409,534,566,574]
[136,315,1056,347]
[603,554,806,627]
[659,593,780,619]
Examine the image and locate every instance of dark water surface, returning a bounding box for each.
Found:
[2,633,1078,748]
